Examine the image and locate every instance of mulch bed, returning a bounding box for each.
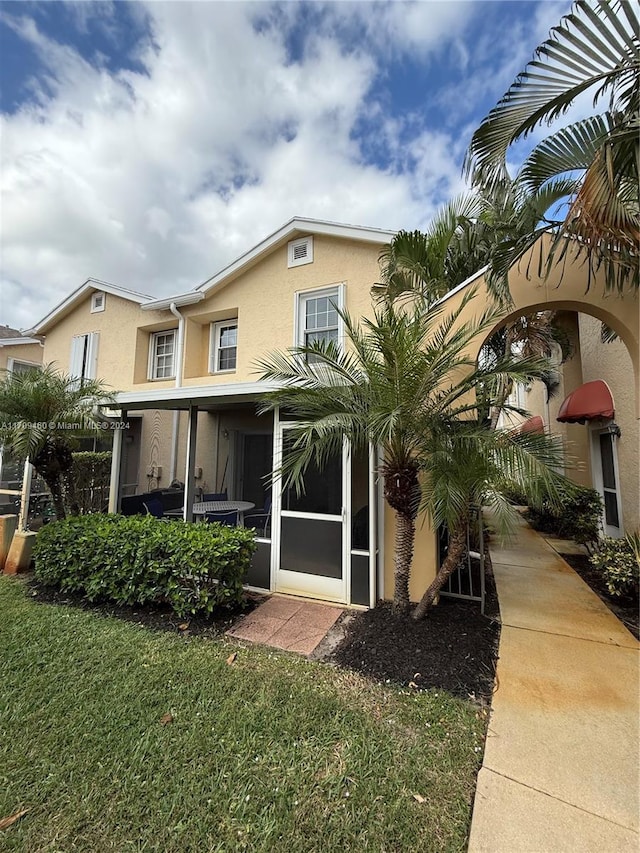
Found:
[26,577,265,639]
[559,552,639,641]
[329,564,501,705]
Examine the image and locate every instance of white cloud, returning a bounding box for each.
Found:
[0,1,569,330]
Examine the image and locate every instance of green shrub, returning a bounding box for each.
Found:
[33,514,256,617]
[526,484,602,551]
[590,534,640,599]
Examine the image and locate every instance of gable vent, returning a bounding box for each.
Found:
[288,236,314,268]
[91,292,106,313]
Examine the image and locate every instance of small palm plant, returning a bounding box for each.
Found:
[258,291,566,617]
[0,365,115,520]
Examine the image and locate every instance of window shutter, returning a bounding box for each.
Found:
[85,332,100,380]
[69,336,85,382]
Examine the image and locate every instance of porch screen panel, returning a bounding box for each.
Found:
[245,541,270,589]
[280,517,342,578]
[350,554,370,606]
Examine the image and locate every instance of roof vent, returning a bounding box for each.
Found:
[288,236,313,268]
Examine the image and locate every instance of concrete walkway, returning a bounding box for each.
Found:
[468,516,639,852]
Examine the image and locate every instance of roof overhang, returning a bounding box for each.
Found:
[113,380,282,411]
[557,380,615,424]
[0,337,43,347]
[27,278,154,335]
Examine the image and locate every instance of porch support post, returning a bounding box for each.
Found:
[17,458,33,532]
[183,404,198,523]
[368,441,377,609]
[108,408,126,513]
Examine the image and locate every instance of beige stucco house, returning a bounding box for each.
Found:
[26,221,639,607]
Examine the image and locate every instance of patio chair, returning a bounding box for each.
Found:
[143,498,166,519]
[243,493,271,537]
[204,510,238,527]
[202,490,228,501]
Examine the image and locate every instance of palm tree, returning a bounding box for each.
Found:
[257,292,564,616]
[0,365,115,520]
[464,0,639,294]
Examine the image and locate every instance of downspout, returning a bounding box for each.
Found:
[169,302,185,484]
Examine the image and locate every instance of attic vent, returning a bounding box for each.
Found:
[288,236,313,268]
[91,292,106,313]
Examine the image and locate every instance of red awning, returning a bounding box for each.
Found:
[557,380,615,424]
[520,415,545,434]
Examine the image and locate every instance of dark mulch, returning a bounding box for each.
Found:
[329,565,501,705]
[26,577,265,639]
[560,553,639,641]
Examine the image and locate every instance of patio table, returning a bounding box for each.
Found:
[165,500,255,524]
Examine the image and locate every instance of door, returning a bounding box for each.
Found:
[274,423,348,602]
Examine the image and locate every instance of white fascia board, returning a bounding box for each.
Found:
[194,217,397,297]
[141,292,205,311]
[28,278,154,334]
[0,337,43,347]
[114,380,282,409]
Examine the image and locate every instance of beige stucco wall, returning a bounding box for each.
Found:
[0,342,43,373]
[578,314,639,534]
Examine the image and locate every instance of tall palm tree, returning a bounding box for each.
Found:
[465,0,639,294]
[0,365,115,520]
[257,292,564,616]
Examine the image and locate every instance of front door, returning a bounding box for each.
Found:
[274,423,348,602]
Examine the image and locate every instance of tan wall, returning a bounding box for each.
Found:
[578,314,639,534]
[0,342,43,373]
[176,235,382,386]
[42,292,170,393]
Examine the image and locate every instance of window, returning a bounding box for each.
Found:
[210,321,238,373]
[296,285,344,358]
[91,292,105,313]
[7,358,40,376]
[288,236,313,268]
[149,331,176,379]
[70,332,99,386]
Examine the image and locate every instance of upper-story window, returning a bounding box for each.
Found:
[296,285,344,359]
[148,330,176,380]
[70,332,99,386]
[288,236,313,268]
[210,321,238,373]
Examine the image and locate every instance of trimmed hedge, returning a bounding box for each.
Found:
[33,514,256,617]
[590,534,640,599]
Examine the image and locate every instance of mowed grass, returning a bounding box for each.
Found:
[0,577,485,852]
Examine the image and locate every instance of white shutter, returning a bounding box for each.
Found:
[85,332,100,380]
[69,335,85,384]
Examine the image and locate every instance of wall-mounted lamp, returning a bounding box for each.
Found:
[605,422,622,438]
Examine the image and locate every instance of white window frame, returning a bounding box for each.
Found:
[7,358,40,376]
[91,292,106,313]
[294,283,345,352]
[148,330,176,380]
[288,236,314,268]
[209,320,238,374]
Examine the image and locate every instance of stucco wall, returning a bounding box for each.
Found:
[0,342,43,373]
[578,314,639,534]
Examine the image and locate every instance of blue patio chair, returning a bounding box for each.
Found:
[243,493,271,537]
[143,498,165,519]
[203,491,228,501]
[204,510,238,527]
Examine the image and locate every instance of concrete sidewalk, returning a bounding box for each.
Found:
[468,517,639,853]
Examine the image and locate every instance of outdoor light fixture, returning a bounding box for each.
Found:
[605,422,622,438]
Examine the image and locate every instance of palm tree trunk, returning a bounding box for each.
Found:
[392,511,415,616]
[411,523,468,620]
[39,472,66,521]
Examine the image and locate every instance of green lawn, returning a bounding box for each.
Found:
[0,577,485,852]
